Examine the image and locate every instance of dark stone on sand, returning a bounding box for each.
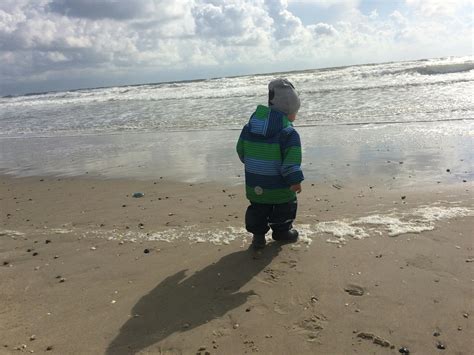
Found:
[46,345,53,351]
[59,278,65,283]
[399,347,410,354]
[32,252,38,256]
[446,169,450,172]
[436,342,446,350]
[27,249,32,252]
[401,196,406,200]
[344,284,365,296]
[138,223,144,229]
[122,204,126,207]
[144,248,150,254]
[463,180,467,182]
[3,261,9,266]
[433,331,440,337]
[357,332,391,347]
[45,239,51,244]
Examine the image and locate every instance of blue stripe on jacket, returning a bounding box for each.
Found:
[245,171,289,189]
[244,157,281,176]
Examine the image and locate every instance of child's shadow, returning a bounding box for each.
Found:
[106,243,282,354]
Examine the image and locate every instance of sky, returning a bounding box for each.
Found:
[0,0,472,96]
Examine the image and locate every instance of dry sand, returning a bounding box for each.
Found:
[1,175,473,354]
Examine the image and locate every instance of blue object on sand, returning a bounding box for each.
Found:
[132,192,144,198]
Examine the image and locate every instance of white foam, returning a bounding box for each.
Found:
[81,225,249,246]
[413,206,474,221]
[353,215,434,237]
[50,228,73,234]
[2,204,471,247]
[318,204,473,242]
[0,230,25,238]
[315,221,369,240]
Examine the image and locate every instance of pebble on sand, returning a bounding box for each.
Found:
[344,284,365,296]
[357,332,391,347]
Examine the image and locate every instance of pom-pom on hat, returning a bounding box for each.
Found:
[268,78,300,115]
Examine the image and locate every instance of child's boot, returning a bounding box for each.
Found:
[272,229,298,243]
[251,234,266,249]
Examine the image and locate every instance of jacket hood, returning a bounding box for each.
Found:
[248,105,291,138]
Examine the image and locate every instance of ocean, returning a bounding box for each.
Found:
[0,56,473,184]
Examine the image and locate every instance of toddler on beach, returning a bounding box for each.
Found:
[236,78,304,249]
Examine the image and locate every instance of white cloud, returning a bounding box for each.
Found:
[309,22,337,36]
[405,0,472,17]
[288,0,360,7]
[0,0,472,95]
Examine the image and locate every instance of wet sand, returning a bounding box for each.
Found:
[1,175,473,354]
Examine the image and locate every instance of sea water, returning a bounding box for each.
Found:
[0,56,473,184]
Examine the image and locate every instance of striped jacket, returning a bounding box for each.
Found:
[236,105,304,204]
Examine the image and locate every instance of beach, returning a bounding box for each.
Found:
[1,173,473,354]
[1,57,473,354]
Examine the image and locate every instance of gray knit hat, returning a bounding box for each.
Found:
[268,78,300,115]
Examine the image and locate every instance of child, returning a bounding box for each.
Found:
[236,78,304,249]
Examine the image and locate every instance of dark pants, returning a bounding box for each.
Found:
[245,200,298,236]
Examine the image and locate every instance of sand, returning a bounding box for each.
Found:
[0,175,473,354]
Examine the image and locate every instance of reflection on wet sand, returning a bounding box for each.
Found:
[0,122,472,187]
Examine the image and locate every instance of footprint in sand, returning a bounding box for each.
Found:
[273,301,290,315]
[279,258,298,269]
[262,267,286,283]
[246,294,269,315]
[290,314,328,342]
[148,347,183,355]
